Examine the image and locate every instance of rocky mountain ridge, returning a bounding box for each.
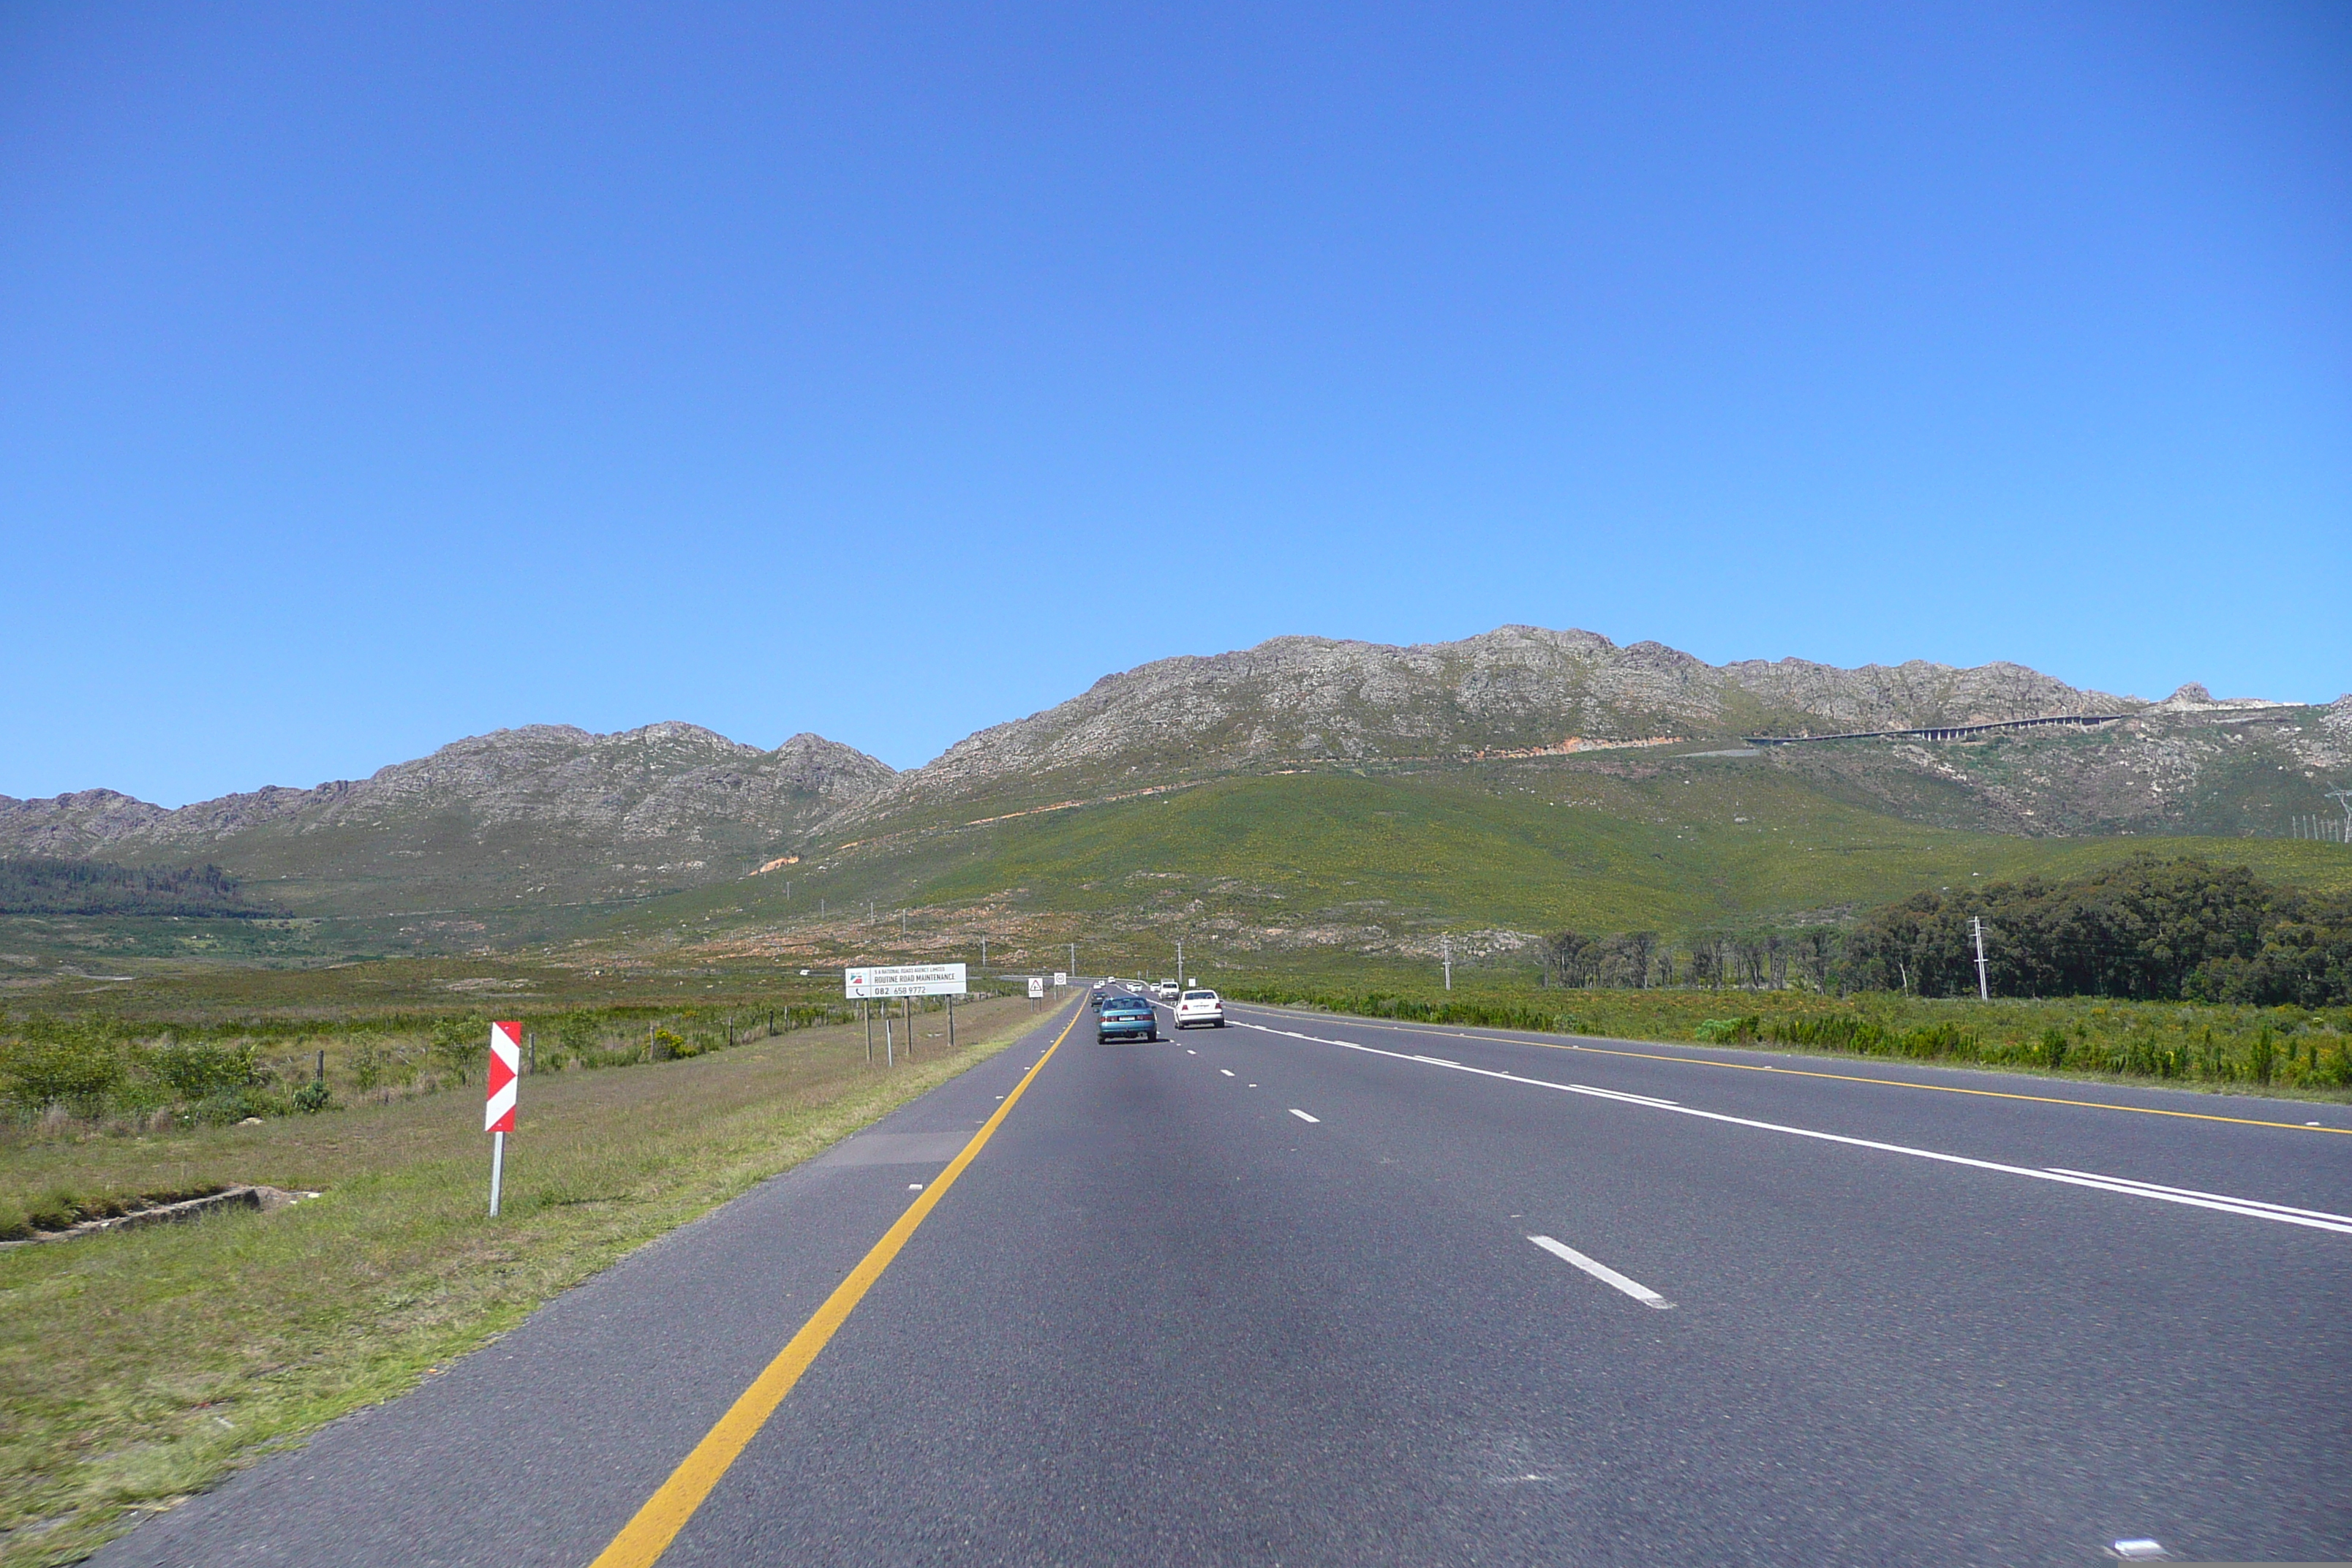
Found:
[0,723,896,919]
[876,625,2161,811]
[5,629,2343,925]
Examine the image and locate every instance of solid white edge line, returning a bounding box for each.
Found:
[1289,1108,1319,1123]
[2043,1169,2352,1226]
[1529,1235,1674,1308]
[1229,1017,2352,1238]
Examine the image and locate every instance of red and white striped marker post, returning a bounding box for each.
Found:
[486,1020,521,1217]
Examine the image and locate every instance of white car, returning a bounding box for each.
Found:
[1174,989,1225,1028]
[1154,979,1180,1000]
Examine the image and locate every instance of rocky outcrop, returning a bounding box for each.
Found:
[874,626,2148,809]
[0,725,897,905]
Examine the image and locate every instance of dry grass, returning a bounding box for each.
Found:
[0,994,1062,1566]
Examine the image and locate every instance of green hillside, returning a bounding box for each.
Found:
[610,755,2352,950]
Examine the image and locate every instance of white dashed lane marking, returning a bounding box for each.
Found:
[1529,1235,1673,1309]
[1289,1109,1320,1123]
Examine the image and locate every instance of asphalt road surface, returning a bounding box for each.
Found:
[97,991,2352,1567]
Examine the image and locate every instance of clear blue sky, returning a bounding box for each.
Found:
[4,2,2346,807]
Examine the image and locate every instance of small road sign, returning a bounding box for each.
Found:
[1028,977,1045,1000]
[486,1022,520,1133]
[845,963,968,999]
[1052,971,1068,987]
[486,1021,521,1218]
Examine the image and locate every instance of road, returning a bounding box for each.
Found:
[97,990,2352,1567]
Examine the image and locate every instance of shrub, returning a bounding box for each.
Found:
[429,1019,489,1084]
[146,1039,256,1101]
[0,1031,126,1114]
[192,1085,280,1126]
[2249,1028,2277,1086]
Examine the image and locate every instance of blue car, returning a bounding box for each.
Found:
[1096,995,1158,1044]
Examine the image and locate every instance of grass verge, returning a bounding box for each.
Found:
[0,994,1065,1566]
[1224,976,2352,1101]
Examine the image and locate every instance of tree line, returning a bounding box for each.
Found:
[1535,925,1843,992]
[0,857,279,918]
[1537,856,2352,1006]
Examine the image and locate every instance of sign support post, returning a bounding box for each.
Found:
[486,1021,521,1217]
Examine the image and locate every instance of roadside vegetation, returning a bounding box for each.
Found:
[0,990,1058,1566]
[1224,976,2352,1097]
[0,998,870,1235]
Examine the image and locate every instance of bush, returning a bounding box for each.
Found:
[429,1019,489,1084]
[0,1031,126,1114]
[1695,1017,1761,1044]
[192,1085,281,1126]
[146,1039,257,1101]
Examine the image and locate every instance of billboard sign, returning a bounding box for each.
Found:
[845,962,968,999]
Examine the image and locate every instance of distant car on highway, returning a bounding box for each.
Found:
[1174,989,1225,1028]
[1096,995,1158,1044]
[1153,979,1180,1000]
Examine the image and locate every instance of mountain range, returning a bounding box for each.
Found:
[5,627,2348,957]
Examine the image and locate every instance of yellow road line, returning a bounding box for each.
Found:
[589,1000,1082,1568]
[1242,1003,2351,1137]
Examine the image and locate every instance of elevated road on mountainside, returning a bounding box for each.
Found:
[97,993,2352,1566]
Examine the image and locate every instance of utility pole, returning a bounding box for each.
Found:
[1441,933,1452,991]
[1971,916,1991,1001]
[901,909,908,937]
[1176,938,1183,984]
[981,935,987,974]
[1068,941,1077,980]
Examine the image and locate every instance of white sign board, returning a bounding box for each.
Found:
[1027,976,1045,999]
[1052,971,1068,988]
[845,962,969,999]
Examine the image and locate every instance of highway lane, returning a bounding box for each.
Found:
[90,1006,1085,1568]
[94,990,2352,1566]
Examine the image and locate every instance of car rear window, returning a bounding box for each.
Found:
[1182,991,1218,1001]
